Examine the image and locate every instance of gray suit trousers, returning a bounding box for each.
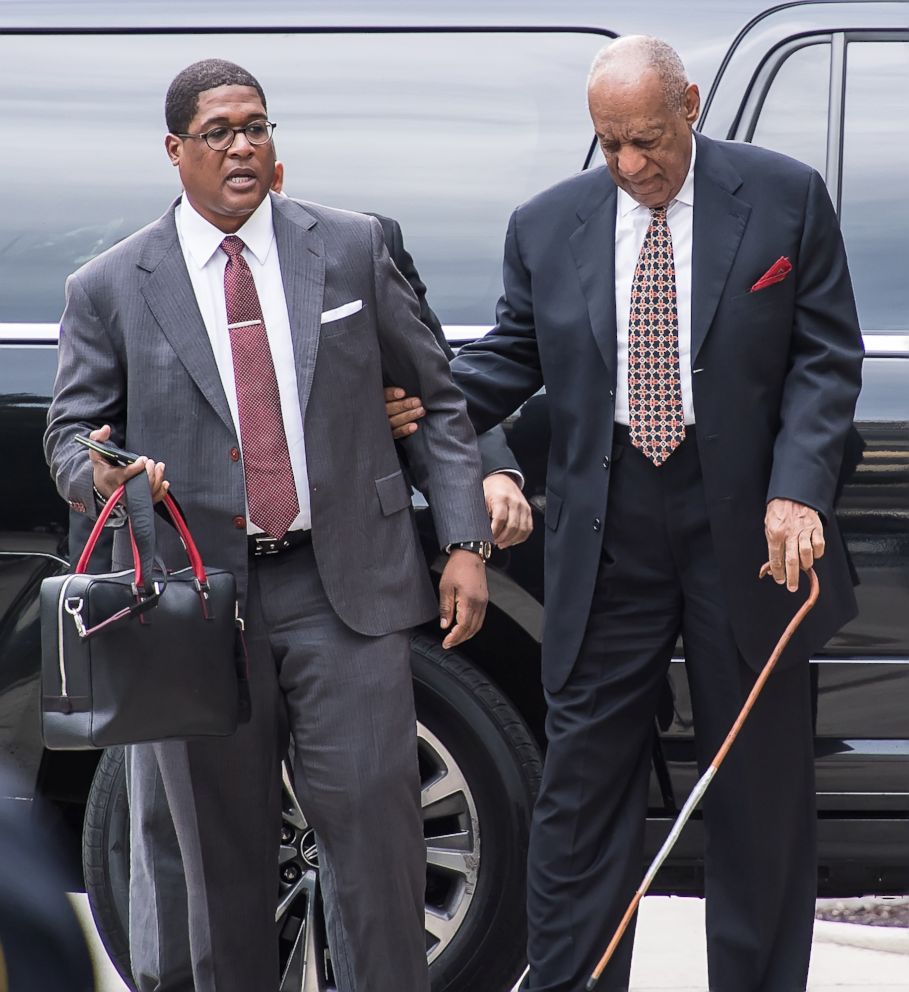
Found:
[128,543,429,992]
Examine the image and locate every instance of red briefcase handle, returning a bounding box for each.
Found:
[76,484,209,591]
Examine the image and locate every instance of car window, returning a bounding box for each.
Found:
[2,30,608,326]
[839,40,909,332]
[749,41,830,178]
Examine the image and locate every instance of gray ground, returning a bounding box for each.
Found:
[70,894,909,992]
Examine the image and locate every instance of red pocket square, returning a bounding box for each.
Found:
[750,256,792,292]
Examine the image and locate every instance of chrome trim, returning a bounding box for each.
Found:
[864,333,909,355]
[671,656,909,666]
[0,322,59,343]
[2,324,908,358]
[444,326,909,357]
[817,792,909,797]
[0,550,70,568]
[443,324,495,343]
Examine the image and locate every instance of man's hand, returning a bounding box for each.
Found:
[764,497,825,592]
[88,425,170,504]
[484,473,532,548]
[385,386,424,439]
[439,550,488,649]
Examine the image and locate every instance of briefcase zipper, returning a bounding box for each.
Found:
[57,573,80,697]
[56,569,134,697]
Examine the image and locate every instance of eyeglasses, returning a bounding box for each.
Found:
[175,120,277,151]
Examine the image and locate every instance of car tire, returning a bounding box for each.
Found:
[82,743,134,989]
[82,633,541,992]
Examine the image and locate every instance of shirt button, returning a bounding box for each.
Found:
[229,447,241,462]
[593,517,601,532]
[232,515,246,530]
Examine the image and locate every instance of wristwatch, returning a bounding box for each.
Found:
[446,540,492,562]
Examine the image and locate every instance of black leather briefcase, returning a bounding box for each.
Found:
[40,474,249,749]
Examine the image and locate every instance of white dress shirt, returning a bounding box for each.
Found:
[175,194,311,533]
[614,140,696,425]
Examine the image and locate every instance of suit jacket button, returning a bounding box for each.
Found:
[593,517,601,532]
[233,515,246,530]
[229,447,241,462]
[602,455,610,469]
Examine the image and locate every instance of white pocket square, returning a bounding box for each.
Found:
[320,300,363,324]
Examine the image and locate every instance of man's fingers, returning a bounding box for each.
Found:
[392,423,418,440]
[385,396,423,419]
[766,533,786,584]
[798,529,815,570]
[785,535,800,592]
[439,579,454,631]
[488,498,509,542]
[389,406,425,429]
[88,424,112,442]
[442,594,486,649]
[811,527,825,560]
[383,387,405,402]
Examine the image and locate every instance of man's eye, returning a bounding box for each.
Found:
[206,127,231,143]
[246,123,268,140]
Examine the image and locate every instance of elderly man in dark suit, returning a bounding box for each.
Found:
[394,34,863,992]
[45,59,493,992]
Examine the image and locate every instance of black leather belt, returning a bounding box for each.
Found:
[248,530,311,558]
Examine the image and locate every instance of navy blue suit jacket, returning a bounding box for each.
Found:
[452,133,863,692]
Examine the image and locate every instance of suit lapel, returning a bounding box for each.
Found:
[272,193,325,420]
[138,204,235,435]
[691,133,751,361]
[569,174,618,384]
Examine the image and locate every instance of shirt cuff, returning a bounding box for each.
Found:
[93,486,128,527]
[483,468,525,489]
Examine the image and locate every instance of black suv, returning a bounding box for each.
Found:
[1,3,907,991]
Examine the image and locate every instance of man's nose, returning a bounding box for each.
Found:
[616,146,647,178]
[227,130,255,155]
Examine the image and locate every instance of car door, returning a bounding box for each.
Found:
[690,2,909,892]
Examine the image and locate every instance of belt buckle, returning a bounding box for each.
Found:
[252,535,281,557]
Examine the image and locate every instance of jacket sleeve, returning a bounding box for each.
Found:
[44,271,127,520]
[380,215,523,482]
[450,208,544,435]
[765,169,864,521]
[369,217,492,548]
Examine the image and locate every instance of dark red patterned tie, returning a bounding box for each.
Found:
[627,206,686,466]
[221,235,299,539]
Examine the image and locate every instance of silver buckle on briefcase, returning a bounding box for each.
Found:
[64,597,87,639]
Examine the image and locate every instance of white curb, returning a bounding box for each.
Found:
[813,918,909,956]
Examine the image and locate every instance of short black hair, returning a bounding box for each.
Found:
[165,59,267,134]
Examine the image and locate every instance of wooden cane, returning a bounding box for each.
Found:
[584,565,820,990]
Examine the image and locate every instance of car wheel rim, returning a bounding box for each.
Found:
[277,720,480,990]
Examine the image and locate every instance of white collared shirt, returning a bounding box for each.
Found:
[614,139,696,425]
[175,194,311,533]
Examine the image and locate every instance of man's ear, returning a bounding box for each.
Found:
[164,133,182,167]
[684,83,701,126]
[271,160,285,194]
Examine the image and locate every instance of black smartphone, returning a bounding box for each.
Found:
[75,434,142,467]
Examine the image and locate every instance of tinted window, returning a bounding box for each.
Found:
[3,30,607,325]
[750,42,830,177]
[840,40,909,331]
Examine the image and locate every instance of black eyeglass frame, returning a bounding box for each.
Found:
[174,120,277,151]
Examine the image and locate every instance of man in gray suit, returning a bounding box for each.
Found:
[45,58,492,992]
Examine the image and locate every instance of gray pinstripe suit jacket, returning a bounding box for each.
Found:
[45,192,491,636]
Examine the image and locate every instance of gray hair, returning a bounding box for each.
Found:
[588,36,689,113]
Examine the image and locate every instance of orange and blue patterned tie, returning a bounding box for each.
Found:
[627,206,686,466]
[221,235,299,539]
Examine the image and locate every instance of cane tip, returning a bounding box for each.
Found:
[586,979,599,991]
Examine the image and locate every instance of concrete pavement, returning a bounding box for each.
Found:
[71,893,909,991]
